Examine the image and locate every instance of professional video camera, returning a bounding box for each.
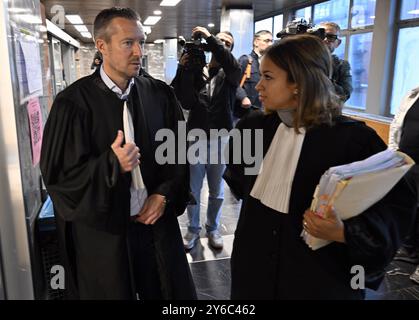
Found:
[178,34,208,71]
[276,18,325,40]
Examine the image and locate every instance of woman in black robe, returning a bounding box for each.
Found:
[224,34,417,299]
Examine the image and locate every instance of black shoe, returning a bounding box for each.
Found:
[394,247,419,264]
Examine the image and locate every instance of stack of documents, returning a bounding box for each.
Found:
[302,149,415,250]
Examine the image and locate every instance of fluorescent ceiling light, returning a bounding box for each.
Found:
[66,14,83,24]
[408,9,419,15]
[160,0,182,7]
[208,23,215,28]
[80,32,92,38]
[154,39,165,43]
[74,25,88,32]
[143,16,161,25]
[153,10,162,15]
[143,26,152,34]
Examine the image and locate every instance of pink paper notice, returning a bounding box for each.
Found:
[27,97,43,166]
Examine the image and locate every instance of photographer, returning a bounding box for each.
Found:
[172,26,241,250]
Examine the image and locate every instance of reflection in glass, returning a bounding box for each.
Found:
[295,6,312,22]
[255,17,273,34]
[347,32,373,109]
[314,0,350,30]
[400,0,419,20]
[351,0,376,27]
[334,35,346,60]
[391,27,419,114]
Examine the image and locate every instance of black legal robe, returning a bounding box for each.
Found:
[40,69,196,299]
[224,112,417,300]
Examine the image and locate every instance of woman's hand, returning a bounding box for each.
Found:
[303,206,345,243]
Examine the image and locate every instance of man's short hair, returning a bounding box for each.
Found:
[319,22,341,35]
[254,30,272,41]
[93,7,140,42]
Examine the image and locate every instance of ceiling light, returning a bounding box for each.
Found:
[81,32,92,38]
[153,10,162,15]
[74,25,88,32]
[144,16,161,25]
[66,14,83,24]
[408,9,419,15]
[370,16,375,19]
[160,0,182,7]
[154,39,165,43]
[208,23,215,28]
[143,26,152,34]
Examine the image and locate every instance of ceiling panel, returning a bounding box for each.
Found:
[41,0,311,43]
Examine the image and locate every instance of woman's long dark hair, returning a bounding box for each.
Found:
[264,34,342,132]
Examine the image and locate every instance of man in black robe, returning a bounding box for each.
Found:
[40,7,196,300]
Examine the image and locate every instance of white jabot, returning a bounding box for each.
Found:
[100,65,148,216]
[250,123,306,214]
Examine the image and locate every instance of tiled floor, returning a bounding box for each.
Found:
[178,179,419,300]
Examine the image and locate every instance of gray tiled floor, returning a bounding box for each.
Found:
[178,179,419,300]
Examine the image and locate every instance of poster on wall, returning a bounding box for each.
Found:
[26,97,43,166]
[14,27,43,104]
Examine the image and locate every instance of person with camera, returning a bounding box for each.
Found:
[234,30,273,120]
[319,22,353,102]
[172,26,241,250]
[223,34,416,299]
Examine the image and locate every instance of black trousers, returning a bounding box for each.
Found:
[56,214,163,299]
[403,165,419,251]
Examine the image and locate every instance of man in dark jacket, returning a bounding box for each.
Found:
[40,7,196,300]
[319,22,353,102]
[234,30,273,119]
[172,26,241,250]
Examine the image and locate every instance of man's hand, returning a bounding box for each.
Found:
[136,194,167,225]
[192,26,211,39]
[111,130,140,173]
[241,97,252,109]
[303,206,345,243]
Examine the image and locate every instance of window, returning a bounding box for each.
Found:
[334,35,346,60]
[295,6,311,21]
[390,26,419,114]
[400,0,419,20]
[313,0,350,29]
[351,0,376,28]
[346,32,373,110]
[273,14,284,39]
[255,17,273,34]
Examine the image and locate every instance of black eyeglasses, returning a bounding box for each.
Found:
[324,33,339,42]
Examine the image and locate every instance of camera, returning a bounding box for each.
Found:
[276,18,325,40]
[178,34,209,71]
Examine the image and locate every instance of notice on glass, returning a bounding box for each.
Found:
[27,97,43,166]
[19,38,43,94]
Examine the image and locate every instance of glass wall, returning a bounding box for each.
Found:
[273,14,284,39]
[346,32,373,109]
[313,0,350,29]
[400,0,419,20]
[295,6,312,21]
[255,17,273,34]
[391,26,419,114]
[351,0,376,27]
